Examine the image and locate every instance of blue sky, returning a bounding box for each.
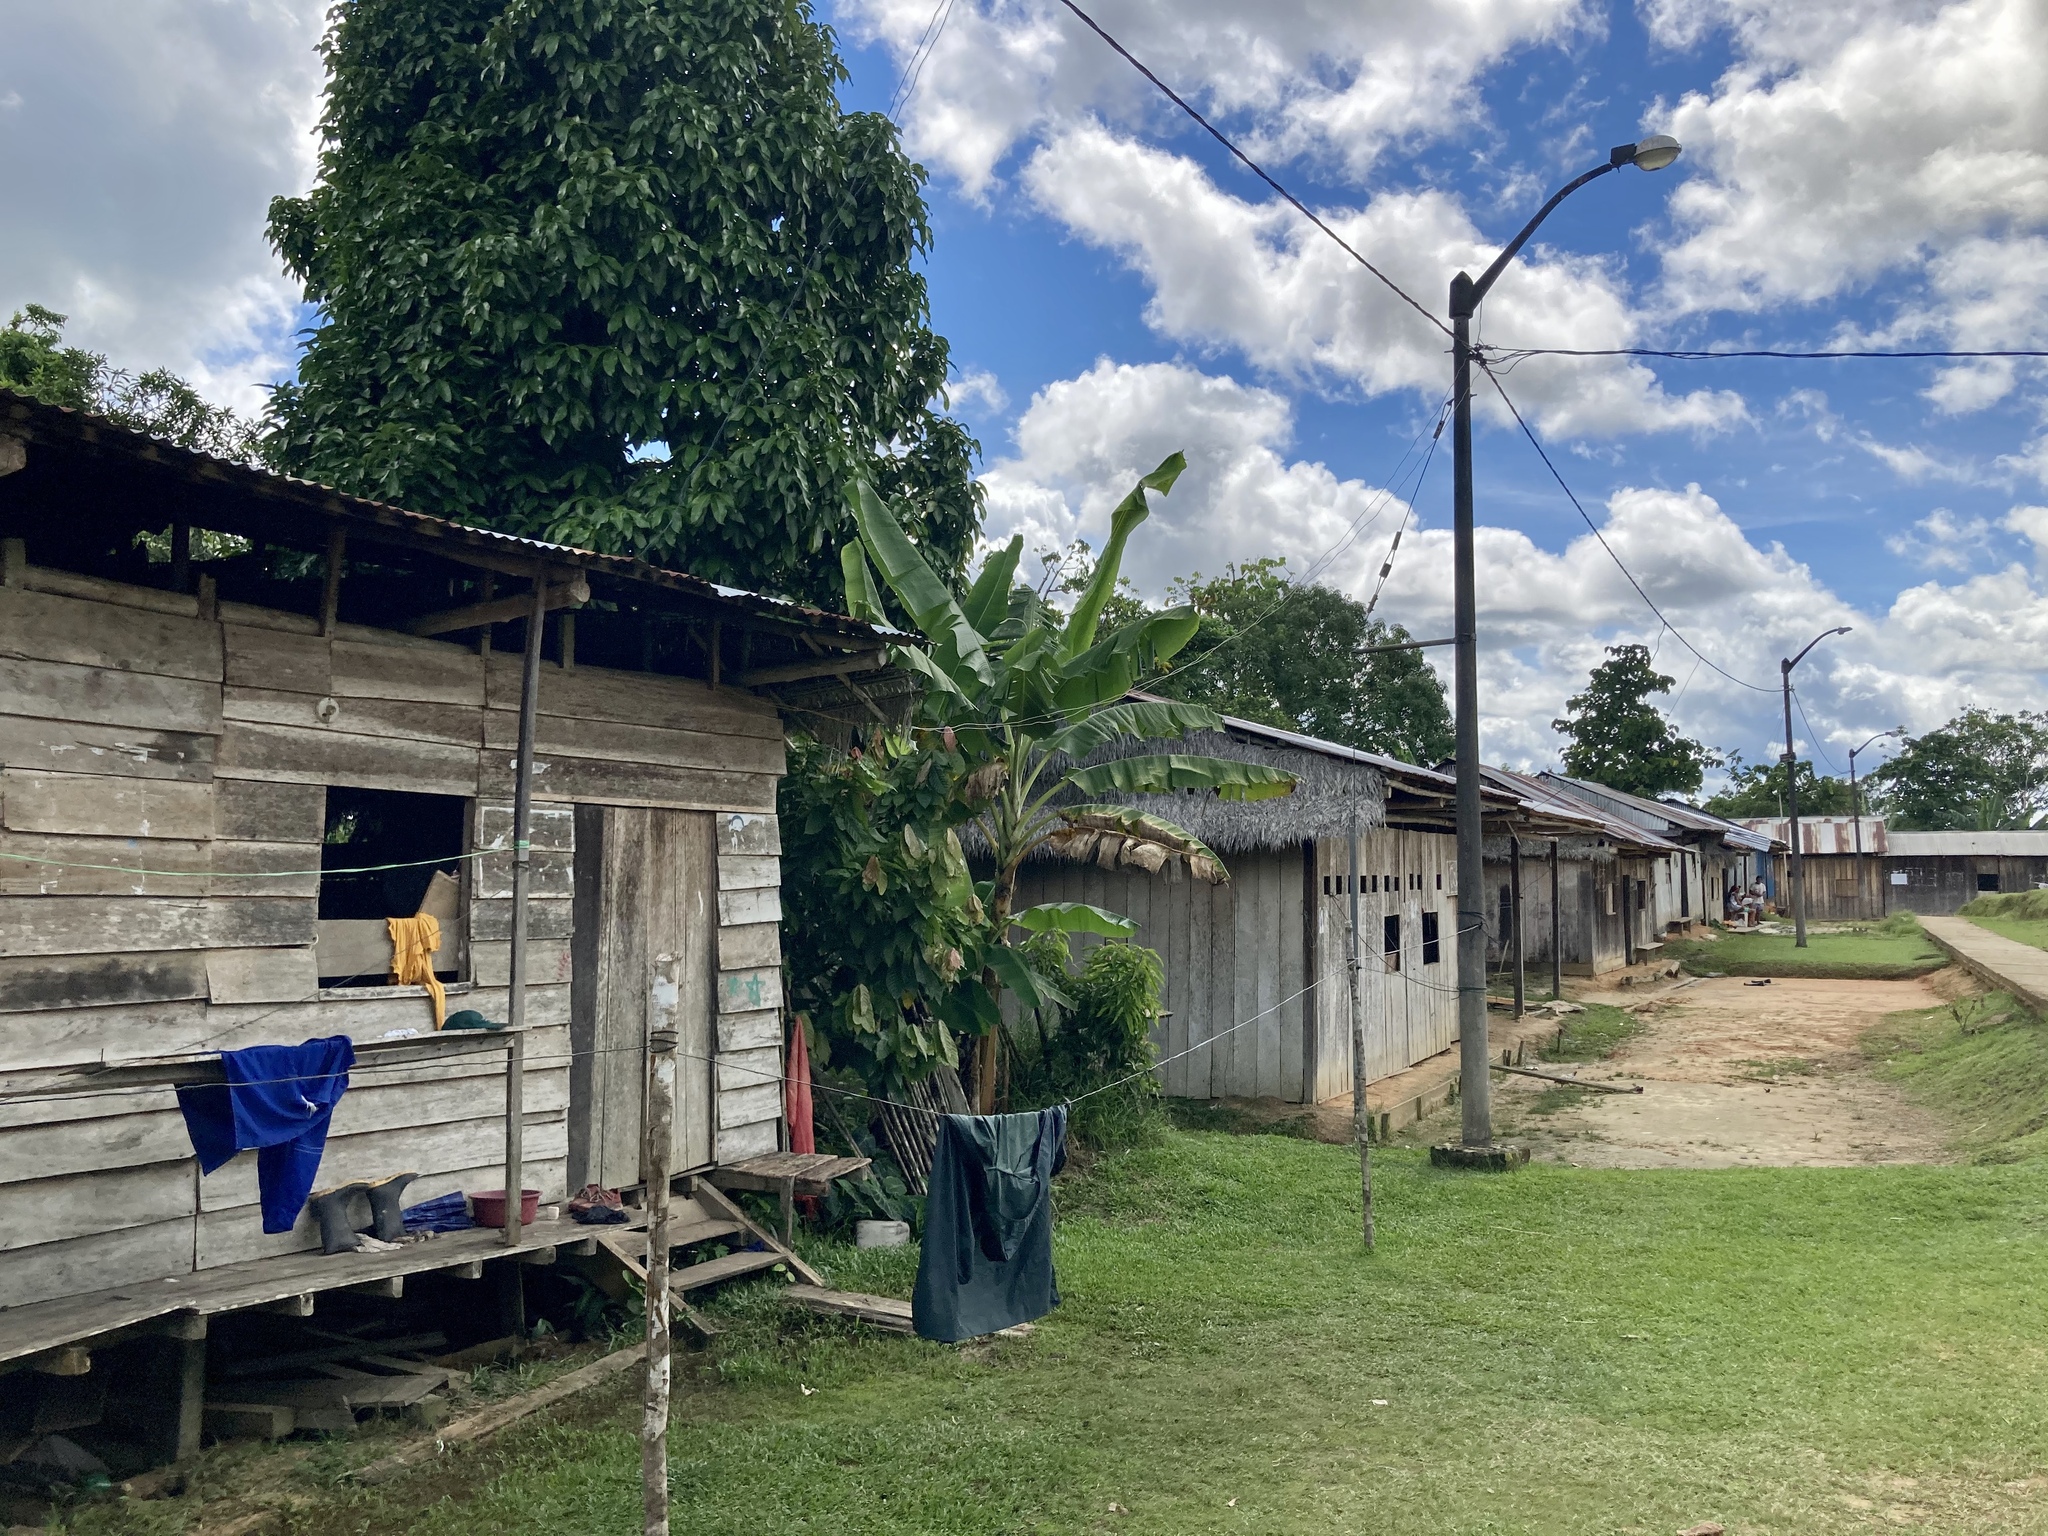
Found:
[3,0,2044,777]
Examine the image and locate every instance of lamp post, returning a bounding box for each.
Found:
[1449,134,1681,1152]
[1778,626,1851,949]
[1850,727,1903,917]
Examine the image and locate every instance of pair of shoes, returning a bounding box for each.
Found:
[306,1171,419,1254]
[567,1184,627,1225]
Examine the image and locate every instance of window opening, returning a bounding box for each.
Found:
[1498,884,1512,940]
[1421,911,1441,965]
[1382,913,1401,972]
[319,787,467,986]
[1978,873,2001,892]
[1637,880,1647,910]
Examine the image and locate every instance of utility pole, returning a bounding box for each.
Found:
[643,956,680,1536]
[1850,728,1903,921]
[1348,804,1373,1250]
[1444,134,1681,1153]
[1779,627,1850,948]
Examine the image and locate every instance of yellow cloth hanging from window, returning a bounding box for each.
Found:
[386,914,446,1029]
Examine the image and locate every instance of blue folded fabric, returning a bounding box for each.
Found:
[177,1036,355,1234]
[401,1190,474,1233]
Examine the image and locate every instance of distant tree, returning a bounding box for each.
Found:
[1086,557,1453,764]
[0,304,257,461]
[1866,709,2048,830]
[265,0,980,604]
[1701,752,1855,819]
[1552,644,1717,797]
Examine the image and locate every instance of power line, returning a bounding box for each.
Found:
[1476,359,1774,695]
[1792,688,1841,775]
[887,0,962,120]
[1050,0,1450,340]
[1483,345,2048,363]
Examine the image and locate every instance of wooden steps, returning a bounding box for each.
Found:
[672,1246,788,1292]
[781,1284,1036,1341]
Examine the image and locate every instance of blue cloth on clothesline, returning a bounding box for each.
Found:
[912,1105,1066,1342]
[176,1036,355,1234]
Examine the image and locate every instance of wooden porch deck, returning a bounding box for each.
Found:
[0,1211,595,1372]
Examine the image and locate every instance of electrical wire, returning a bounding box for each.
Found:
[1476,359,1775,695]
[0,848,484,881]
[1485,345,2048,363]
[1792,688,1841,775]
[886,0,961,120]
[1050,0,1449,340]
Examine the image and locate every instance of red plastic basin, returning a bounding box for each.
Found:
[469,1188,541,1227]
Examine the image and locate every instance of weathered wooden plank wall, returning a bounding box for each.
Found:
[0,568,792,1310]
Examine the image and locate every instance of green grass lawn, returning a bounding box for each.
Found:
[1663,917,1949,979]
[1866,989,2048,1160]
[183,1131,2048,1536]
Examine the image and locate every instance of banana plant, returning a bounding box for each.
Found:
[842,453,1297,1101]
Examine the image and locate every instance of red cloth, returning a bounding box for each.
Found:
[785,1016,816,1155]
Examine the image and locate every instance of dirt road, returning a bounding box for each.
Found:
[1487,974,1959,1169]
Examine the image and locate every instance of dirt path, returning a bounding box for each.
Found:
[1479,974,1960,1168]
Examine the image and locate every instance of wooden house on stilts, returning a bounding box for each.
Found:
[1008,707,1610,1106]
[0,390,889,1456]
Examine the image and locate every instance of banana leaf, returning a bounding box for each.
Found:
[1062,452,1185,660]
[1046,698,1223,761]
[1067,753,1297,802]
[1051,608,1202,713]
[1012,901,1139,939]
[849,476,992,692]
[1049,805,1232,884]
[962,535,1023,639]
[839,542,894,629]
[984,941,1074,1014]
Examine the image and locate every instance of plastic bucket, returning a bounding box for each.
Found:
[469,1188,541,1227]
[855,1219,910,1249]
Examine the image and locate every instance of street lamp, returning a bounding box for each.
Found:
[1850,727,1904,916]
[1449,135,1681,1152]
[1778,626,1851,949]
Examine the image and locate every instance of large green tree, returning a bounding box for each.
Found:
[1701,752,1855,819]
[1867,709,2048,830]
[266,0,979,602]
[1134,558,1453,764]
[0,305,257,461]
[1552,644,1717,797]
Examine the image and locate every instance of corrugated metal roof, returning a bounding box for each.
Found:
[0,386,899,644]
[1540,773,1777,852]
[1480,765,1683,854]
[1884,830,2048,858]
[1735,816,1885,856]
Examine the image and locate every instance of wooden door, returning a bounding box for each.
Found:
[569,806,716,1190]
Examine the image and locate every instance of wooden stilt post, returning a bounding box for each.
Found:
[319,528,346,637]
[170,521,191,594]
[1348,800,1373,1250]
[643,954,681,1536]
[503,579,547,1253]
[1549,839,1562,1001]
[1510,836,1525,1018]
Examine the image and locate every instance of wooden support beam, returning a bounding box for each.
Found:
[559,609,576,671]
[157,1312,207,1342]
[0,434,24,477]
[32,1345,91,1376]
[320,527,346,636]
[350,1276,404,1299]
[263,1293,315,1317]
[409,574,589,637]
[738,649,887,687]
[514,1245,558,1267]
[451,1259,486,1281]
[195,572,218,623]
[0,536,22,585]
[170,521,191,594]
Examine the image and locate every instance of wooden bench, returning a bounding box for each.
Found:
[708,1152,873,1242]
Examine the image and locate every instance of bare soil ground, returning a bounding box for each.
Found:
[1420,972,1968,1168]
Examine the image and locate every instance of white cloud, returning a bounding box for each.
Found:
[0,1,325,413]
[986,356,2048,769]
[979,358,1411,596]
[948,367,1008,413]
[1884,509,1995,571]
[843,0,1589,196]
[1655,0,2048,411]
[1021,123,1748,438]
